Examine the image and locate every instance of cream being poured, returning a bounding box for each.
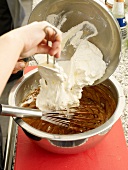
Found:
[36,21,106,111]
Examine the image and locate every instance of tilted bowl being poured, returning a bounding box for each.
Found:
[28,0,121,85]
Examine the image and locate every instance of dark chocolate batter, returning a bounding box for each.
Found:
[22,84,116,134]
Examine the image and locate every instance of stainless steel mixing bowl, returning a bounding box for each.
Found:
[28,0,121,85]
[8,68,125,154]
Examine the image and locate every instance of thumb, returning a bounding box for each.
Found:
[12,61,26,74]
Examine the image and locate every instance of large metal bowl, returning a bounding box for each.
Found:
[8,68,125,154]
[28,0,121,85]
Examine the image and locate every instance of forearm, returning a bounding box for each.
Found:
[0,32,24,95]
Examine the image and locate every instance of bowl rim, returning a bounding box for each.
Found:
[8,68,125,141]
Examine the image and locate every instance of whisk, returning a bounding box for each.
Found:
[0,103,105,130]
[0,104,73,127]
[44,25,57,65]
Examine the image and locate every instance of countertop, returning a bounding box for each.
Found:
[113,50,128,144]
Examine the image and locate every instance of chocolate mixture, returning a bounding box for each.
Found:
[21,84,116,134]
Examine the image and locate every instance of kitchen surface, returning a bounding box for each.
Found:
[0,0,128,170]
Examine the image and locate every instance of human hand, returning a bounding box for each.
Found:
[12,60,28,74]
[9,21,62,59]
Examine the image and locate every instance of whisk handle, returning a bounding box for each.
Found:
[0,104,42,118]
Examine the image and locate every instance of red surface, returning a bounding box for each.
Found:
[14,66,128,170]
[24,66,37,74]
[14,120,128,170]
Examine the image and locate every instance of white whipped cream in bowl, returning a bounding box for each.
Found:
[37,39,106,112]
[36,21,106,112]
[37,61,69,111]
[36,19,107,112]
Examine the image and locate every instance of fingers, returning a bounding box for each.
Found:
[19,21,62,59]
[12,60,27,74]
[44,26,57,41]
[42,23,62,58]
[49,41,61,58]
[42,21,62,43]
[20,45,51,59]
[21,42,61,59]
[36,41,61,58]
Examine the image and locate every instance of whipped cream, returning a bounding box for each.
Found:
[36,20,106,111]
[36,41,106,111]
[36,61,70,110]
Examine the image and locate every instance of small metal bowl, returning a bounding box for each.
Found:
[8,68,125,154]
